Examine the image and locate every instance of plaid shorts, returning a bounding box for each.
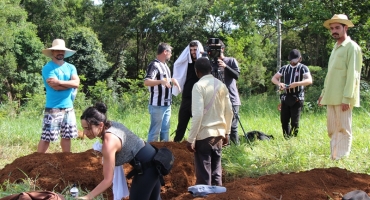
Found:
[41,108,78,142]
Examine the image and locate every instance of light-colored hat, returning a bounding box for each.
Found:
[323,14,354,29]
[42,39,76,58]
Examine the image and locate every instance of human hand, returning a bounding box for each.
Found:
[46,78,68,90]
[341,103,350,111]
[289,82,298,89]
[217,59,226,68]
[171,78,181,92]
[222,136,229,147]
[277,103,282,111]
[186,142,195,152]
[278,83,287,91]
[46,78,60,87]
[317,97,322,106]
[161,79,172,88]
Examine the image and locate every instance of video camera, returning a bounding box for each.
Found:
[203,38,224,82]
[204,38,222,62]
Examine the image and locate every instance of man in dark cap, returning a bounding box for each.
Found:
[271,49,313,139]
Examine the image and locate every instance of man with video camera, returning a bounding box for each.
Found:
[206,38,241,145]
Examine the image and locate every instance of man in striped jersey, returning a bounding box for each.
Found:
[271,49,313,139]
[144,42,181,142]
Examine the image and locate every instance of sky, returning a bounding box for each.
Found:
[93,0,102,5]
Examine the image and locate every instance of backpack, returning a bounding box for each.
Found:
[151,145,175,185]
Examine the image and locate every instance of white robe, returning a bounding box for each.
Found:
[172,40,204,96]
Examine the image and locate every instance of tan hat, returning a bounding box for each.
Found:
[42,39,76,58]
[323,14,354,29]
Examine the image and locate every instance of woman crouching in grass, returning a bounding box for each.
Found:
[77,102,161,200]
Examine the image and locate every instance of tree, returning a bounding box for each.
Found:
[97,0,210,79]
[65,27,110,93]
[0,0,46,104]
[208,0,274,95]
[21,0,98,45]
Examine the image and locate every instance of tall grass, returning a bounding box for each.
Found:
[222,94,370,178]
[1,94,370,196]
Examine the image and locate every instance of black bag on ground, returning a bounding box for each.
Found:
[245,130,274,142]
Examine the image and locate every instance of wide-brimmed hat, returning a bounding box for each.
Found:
[323,14,354,29]
[42,39,76,58]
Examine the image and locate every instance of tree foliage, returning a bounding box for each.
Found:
[21,0,97,45]
[65,27,110,92]
[0,0,46,104]
[1,0,369,104]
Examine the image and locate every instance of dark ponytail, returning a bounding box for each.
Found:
[81,102,111,128]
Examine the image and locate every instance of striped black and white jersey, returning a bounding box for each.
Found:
[278,63,310,97]
[144,59,172,106]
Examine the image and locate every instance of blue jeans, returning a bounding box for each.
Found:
[147,105,171,142]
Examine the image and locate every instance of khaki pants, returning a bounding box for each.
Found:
[327,105,352,160]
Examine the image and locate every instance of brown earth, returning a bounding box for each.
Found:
[1,141,370,200]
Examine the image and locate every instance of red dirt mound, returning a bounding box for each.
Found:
[1,141,370,200]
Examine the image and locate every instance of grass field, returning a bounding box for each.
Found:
[1,94,370,196]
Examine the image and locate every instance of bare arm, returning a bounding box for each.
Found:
[144,79,171,88]
[289,73,313,89]
[78,133,121,199]
[47,74,80,90]
[171,78,181,92]
[218,58,240,80]
[271,73,286,90]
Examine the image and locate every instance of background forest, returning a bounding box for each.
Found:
[0,0,369,111]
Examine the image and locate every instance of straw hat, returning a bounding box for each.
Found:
[42,39,76,58]
[323,14,354,29]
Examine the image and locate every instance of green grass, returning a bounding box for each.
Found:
[1,94,370,196]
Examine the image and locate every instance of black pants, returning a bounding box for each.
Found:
[129,142,161,200]
[280,100,304,139]
[174,97,192,142]
[229,105,240,145]
[194,136,223,186]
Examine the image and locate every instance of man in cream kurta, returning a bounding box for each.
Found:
[186,57,233,186]
[318,14,363,160]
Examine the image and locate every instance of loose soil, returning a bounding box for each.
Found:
[1,141,370,200]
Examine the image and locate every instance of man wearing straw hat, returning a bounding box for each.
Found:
[37,39,80,153]
[318,14,363,160]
